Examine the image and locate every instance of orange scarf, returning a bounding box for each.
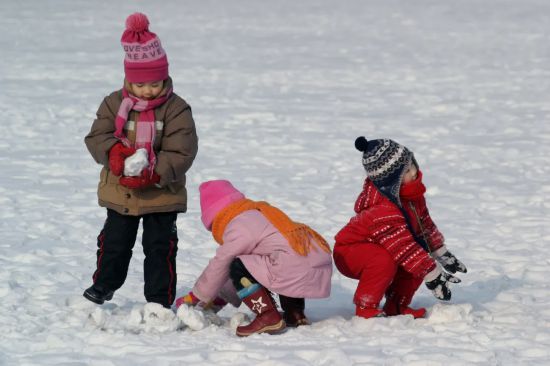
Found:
[211,199,331,256]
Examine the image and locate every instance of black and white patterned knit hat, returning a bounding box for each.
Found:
[355,136,416,207]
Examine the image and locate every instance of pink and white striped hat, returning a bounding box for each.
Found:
[121,13,169,83]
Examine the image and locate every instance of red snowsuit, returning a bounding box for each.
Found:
[333,172,444,313]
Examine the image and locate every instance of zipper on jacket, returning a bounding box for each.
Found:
[408,202,432,255]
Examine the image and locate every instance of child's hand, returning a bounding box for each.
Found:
[432,246,467,274]
[119,170,160,189]
[175,292,200,308]
[109,143,136,176]
[175,291,227,313]
[424,267,461,301]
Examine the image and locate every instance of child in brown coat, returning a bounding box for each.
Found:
[83,13,198,308]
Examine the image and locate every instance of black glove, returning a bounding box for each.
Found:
[433,247,467,274]
[425,270,461,301]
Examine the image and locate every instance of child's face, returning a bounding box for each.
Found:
[129,80,164,100]
[402,163,418,184]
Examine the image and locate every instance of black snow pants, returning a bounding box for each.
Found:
[92,208,178,307]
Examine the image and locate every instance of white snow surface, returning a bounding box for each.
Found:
[1,0,550,365]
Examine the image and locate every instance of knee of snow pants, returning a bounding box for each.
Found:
[334,243,397,308]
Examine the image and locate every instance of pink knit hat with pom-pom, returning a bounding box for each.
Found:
[199,180,245,230]
[121,12,169,83]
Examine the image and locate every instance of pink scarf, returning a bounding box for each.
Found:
[114,86,172,177]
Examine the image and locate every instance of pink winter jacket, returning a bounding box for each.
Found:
[192,210,333,304]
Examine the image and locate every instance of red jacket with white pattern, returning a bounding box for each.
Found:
[334,178,444,279]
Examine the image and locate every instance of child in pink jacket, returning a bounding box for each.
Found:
[176,180,333,337]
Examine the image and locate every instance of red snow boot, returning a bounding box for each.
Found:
[383,298,426,319]
[236,286,286,337]
[279,295,310,327]
[383,266,426,318]
[356,305,384,319]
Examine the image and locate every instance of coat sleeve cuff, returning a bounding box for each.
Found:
[431,245,448,258]
[424,264,442,282]
[190,286,211,303]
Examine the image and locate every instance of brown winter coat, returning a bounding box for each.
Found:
[85,83,198,216]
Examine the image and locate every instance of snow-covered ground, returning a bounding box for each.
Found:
[1,0,550,364]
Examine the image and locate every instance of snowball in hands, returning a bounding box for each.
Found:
[124,148,149,176]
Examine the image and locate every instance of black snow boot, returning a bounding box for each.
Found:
[279,295,310,327]
[83,285,114,305]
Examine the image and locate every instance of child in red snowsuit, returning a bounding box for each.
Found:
[333,137,467,319]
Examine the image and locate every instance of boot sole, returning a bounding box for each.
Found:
[285,319,311,328]
[236,320,286,337]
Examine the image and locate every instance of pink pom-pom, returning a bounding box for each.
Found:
[125,12,149,32]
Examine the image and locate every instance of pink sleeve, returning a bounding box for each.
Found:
[192,217,257,302]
